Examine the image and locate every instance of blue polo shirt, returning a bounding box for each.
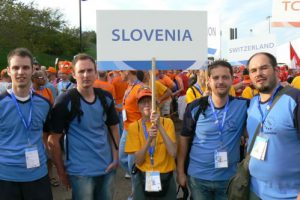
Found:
[51,89,119,176]
[247,86,300,200]
[181,96,248,181]
[0,91,51,182]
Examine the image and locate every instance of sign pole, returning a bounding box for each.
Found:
[151,57,157,113]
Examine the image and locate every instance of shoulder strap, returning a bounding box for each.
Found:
[68,88,83,123]
[94,88,119,150]
[193,96,209,124]
[247,86,289,154]
[66,82,72,89]
[191,86,197,99]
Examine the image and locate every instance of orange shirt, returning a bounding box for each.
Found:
[158,75,175,90]
[123,81,143,131]
[93,79,116,100]
[112,76,129,106]
[35,87,54,105]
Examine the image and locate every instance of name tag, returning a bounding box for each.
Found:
[122,109,127,122]
[25,147,40,169]
[145,171,162,192]
[250,136,268,160]
[214,151,228,168]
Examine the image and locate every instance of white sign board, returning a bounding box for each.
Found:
[207,13,220,58]
[226,35,277,63]
[272,0,300,27]
[96,10,207,70]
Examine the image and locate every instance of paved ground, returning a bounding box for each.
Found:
[52,115,183,200]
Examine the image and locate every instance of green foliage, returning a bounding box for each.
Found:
[0,0,96,70]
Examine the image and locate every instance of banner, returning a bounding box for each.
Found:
[272,0,300,27]
[96,10,207,70]
[226,35,277,64]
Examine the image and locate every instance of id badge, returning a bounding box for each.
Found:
[25,146,40,169]
[250,135,268,160]
[214,150,228,168]
[122,109,127,122]
[145,171,162,192]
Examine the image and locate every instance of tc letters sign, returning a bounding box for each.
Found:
[272,0,300,27]
[96,10,207,70]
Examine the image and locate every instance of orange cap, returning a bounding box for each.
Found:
[46,66,57,73]
[137,87,152,102]
[243,75,251,84]
[60,67,69,74]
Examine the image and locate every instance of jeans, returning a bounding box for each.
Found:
[69,171,116,200]
[119,129,135,173]
[118,112,124,136]
[188,176,229,200]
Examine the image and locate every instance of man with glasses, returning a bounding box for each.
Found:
[247,52,300,200]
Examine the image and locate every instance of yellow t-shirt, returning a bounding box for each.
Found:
[229,86,236,97]
[241,86,259,99]
[155,80,168,100]
[186,85,206,104]
[291,76,300,89]
[125,117,176,173]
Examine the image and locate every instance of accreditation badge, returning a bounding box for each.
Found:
[250,135,268,160]
[145,171,162,192]
[25,146,40,169]
[122,109,127,122]
[214,150,228,168]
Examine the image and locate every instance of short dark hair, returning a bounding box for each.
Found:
[7,48,34,67]
[73,53,96,71]
[247,52,277,68]
[207,60,233,77]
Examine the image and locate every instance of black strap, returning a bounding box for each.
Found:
[94,88,118,150]
[191,86,197,99]
[65,88,119,160]
[66,82,72,89]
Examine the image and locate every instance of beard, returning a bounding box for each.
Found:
[254,76,277,94]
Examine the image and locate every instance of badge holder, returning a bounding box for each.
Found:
[214,149,228,168]
[250,134,268,161]
[25,146,40,169]
[122,109,127,122]
[145,156,162,192]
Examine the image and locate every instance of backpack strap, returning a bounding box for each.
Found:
[66,82,72,89]
[94,88,119,150]
[191,86,197,99]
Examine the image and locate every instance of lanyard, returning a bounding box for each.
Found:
[257,84,280,132]
[11,91,33,145]
[142,120,155,165]
[194,83,204,95]
[209,96,229,139]
[122,80,140,105]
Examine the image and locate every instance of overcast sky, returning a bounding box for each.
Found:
[19,0,300,60]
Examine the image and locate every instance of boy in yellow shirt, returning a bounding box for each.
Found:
[125,87,177,200]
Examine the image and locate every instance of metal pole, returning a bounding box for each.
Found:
[266,16,271,34]
[79,0,83,52]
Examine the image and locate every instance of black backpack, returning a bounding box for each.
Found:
[64,88,118,159]
[184,96,209,173]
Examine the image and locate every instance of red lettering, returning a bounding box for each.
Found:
[291,1,300,10]
[282,0,300,11]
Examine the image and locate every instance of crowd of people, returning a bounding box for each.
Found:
[0,47,300,200]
